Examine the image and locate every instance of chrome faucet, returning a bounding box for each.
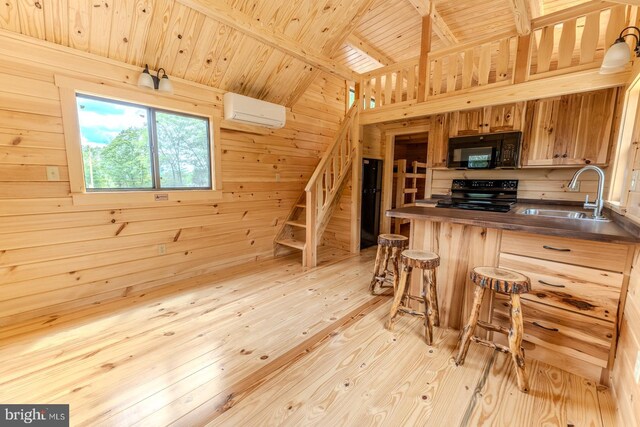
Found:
[568,165,606,220]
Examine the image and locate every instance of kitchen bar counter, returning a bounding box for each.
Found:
[386,204,640,244]
[386,202,638,382]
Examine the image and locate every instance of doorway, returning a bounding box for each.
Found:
[360,158,383,249]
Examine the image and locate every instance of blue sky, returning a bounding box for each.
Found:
[76,95,148,146]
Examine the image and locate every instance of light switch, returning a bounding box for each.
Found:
[158,244,166,255]
[46,166,60,181]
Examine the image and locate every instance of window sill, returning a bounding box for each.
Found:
[71,190,223,207]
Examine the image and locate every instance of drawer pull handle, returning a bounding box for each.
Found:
[542,245,571,252]
[538,280,566,288]
[532,321,559,332]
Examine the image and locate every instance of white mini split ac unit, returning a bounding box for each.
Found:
[223,92,286,129]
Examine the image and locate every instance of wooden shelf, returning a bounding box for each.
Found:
[275,238,305,250]
[286,220,306,228]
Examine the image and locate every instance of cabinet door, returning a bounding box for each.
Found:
[521,97,561,166]
[427,113,449,168]
[522,89,617,167]
[449,108,485,136]
[486,103,525,133]
[557,89,616,166]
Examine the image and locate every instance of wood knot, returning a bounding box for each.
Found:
[34,1,41,8]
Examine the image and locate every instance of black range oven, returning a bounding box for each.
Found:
[436,179,518,213]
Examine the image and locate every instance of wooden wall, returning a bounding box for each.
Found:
[0,32,346,328]
[361,122,601,202]
[612,248,640,426]
[431,169,601,201]
[610,68,640,425]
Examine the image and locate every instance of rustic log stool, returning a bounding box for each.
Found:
[369,234,409,295]
[454,266,531,393]
[385,249,440,345]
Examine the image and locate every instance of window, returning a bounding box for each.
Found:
[76,95,211,191]
[348,88,376,109]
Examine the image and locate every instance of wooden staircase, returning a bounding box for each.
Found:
[274,104,360,267]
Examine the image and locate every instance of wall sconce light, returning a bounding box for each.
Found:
[137,64,174,93]
[600,26,640,74]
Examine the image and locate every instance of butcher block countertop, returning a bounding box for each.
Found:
[386,203,640,244]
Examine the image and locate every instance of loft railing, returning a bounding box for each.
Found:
[527,3,627,79]
[304,103,359,267]
[359,2,631,111]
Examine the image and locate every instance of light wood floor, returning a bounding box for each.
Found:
[0,247,616,426]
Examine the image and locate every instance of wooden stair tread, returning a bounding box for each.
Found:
[295,203,306,208]
[276,238,305,250]
[286,220,306,228]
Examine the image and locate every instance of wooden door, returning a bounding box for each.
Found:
[427,113,449,168]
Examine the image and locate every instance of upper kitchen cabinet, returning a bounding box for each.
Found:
[522,88,618,167]
[427,113,450,168]
[449,103,526,136]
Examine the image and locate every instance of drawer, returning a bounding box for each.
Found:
[501,230,629,272]
[499,253,623,321]
[493,295,615,368]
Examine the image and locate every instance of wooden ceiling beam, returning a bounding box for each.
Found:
[528,0,544,18]
[608,0,640,5]
[506,0,533,35]
[405,0,458,45]
[176,0,359,81]
[346,33,394,66]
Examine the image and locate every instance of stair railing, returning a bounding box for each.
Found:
[304,103,359,267]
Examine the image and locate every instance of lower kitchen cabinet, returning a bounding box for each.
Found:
[495,230,633,382]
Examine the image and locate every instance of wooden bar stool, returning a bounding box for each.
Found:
[369,234,409,295]
[385,249,440,345]
[454,266,531,393]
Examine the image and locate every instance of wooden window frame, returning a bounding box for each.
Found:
[56,75,223,206]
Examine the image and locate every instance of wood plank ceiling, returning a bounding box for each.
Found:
[0,0,593,104]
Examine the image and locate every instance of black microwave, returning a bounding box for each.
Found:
[447,131,522,169]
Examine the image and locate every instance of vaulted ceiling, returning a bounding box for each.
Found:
[0,0,594,105]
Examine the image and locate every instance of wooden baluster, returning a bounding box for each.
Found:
[446,53,458,93]
[606,6,627,48]
[385,72,393,105]
[432,58,442,96]
[514,33,532,83]
[407,64,416,101]
[395,69,403,103]
[462,48,474,89]
[304,188,317,267]
[333,151,339,183]
[478,43,491,86]
[424,60,431,100]
[364,79,372,110]
[558,19,576,69]
[537,25,555,73]
[374,76,382,108]
[496,38,510,81]
[580,12,600,64]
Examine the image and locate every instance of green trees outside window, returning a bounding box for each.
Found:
[76,95,212,191]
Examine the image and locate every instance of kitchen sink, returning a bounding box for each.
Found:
[516,208,610,222]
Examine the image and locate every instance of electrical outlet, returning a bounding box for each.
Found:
[635,351,640,384]
[46,166,60,181]
[275,172,281,182]
[158,244,166,255]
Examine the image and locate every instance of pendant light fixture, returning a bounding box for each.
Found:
[137,64,174,94]
[600,26,640,74]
